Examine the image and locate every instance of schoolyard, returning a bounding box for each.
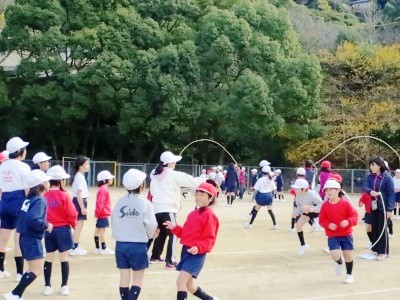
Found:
[1,188,399,299]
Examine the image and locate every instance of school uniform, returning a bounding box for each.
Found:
[275,175,283,192]
[305,168,316,189]
[225,168,239,193]
[44,188,77,253]
[319,171,332,199]
[16,195,48,260]
[294,190,323,219]
[72,172,89,221]
[0,159,31,229]
[172,207,219,278]
[111,194,157,270]
[253,176,276,206]
[95,185,112,228]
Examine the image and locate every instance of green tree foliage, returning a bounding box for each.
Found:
[0,0,322,164]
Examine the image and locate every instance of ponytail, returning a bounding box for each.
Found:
[154,161,166,175]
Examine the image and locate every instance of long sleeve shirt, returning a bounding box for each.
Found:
[363,172,395,212]
[111,194,157,243]
[16,195,49,238]
[95,185,112,218]
[44,188,77,228]
[319,198,358,238]
[172,207,219,254]
[294,190,323,216]
[319,171,332,199]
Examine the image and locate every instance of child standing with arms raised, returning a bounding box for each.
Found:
[319,179,358,284]
[164,182,219,300]
[94,170,115,255]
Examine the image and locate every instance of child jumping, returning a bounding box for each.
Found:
[164,182,219,300]
[319,179,358,284]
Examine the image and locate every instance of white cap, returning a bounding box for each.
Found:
[395,169,400,173]
[6,137,29,154]
[212,167,216,171]
[251,168,257,173]
[217,166,223,171]
[259,160,270,167]
[201,169,206,173]
[241,167,245,171]
[46,165,70,180]
[269,171,275,177]
[291,178,309,189]
[25,169,52,188]
[160,151,182,164]
[324,179,341,190]
[97,170,115,181]
[296,167,306,176]
[32,152,52,164]
[2,150,9,159]
[223,170,227,174]
[274,169,281,173]
[262,165,271,173]
[123,169,146,190]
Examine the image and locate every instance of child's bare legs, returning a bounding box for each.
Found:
[119,269,144,300]
[177,271,214,300]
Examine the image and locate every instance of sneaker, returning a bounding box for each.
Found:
[360,252,378,260]
[343,274,354,284]
[297,244,309,255]
[93,248,101,254]
[14,273,22,283]
[43,286,53,296]
[69,247,87,256]
[389,234,395,239]
[247,214,252,221]
[244,223,253,229]
[212,297,219,300]
[0,270,10,278]
[60,285,69,296]
[3,292,20,300]
[100,248,115,255]
[365,242,372,249]
[288,228,296,233]
[335,263,342,276]
[323,246,330,254]
[165,262,177,270]
[377,254,389,261]
[270,225,279,230]
[149,258,164,264]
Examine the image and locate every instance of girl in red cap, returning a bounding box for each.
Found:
[319,160,332,199]
[164,182,219,300]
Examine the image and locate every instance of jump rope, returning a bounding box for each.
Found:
[178,136,398,263]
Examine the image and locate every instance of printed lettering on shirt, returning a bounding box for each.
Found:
[2,170,15,183]
[119,205,140,218]
[47,200,60,208]
[21,199,30,212]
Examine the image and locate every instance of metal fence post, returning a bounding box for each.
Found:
[351,169,354,194]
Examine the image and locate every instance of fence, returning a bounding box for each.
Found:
[38,159,369,193]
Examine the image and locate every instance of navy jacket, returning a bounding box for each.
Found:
[275,175,283,189]
[363,172,395,212]
[225,166,239,187]
[251,175,257,187]
[16,195,48,239]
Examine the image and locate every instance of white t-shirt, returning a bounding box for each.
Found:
[394,177,400,191]
[254,176,276,193]
[0,159,31,192]
[72,172,89,198]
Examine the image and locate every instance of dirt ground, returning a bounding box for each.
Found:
[1,188,400,300]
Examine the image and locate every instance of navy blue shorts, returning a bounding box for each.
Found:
[72,197,88,221]
[364,212,372,225]
[395,192,400,203]
[45,226,73,253]
[96,218,110,228]
[20,235,44,261]
[0,190,25,229]
[276,186,283,192]
[115,242,148,270]
[255,192,273,206]
[226,185,237,193]
[328,236,354,251]
[176,245,206,278]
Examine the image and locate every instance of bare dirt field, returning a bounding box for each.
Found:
[1,188,399,300]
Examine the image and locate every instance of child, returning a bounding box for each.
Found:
[393,169,400,220]
[250,169,257,191]
[319,179,358,284]
[111,169,157,300]
[246,166,278,229]
[164,182,219,300]
[43,165,77,296]
[304,160,316,189]
[225,163,239,206]
[32,152,52,171]
[0,137,31,281]
[359,192,373,249]
[70,156,90,256]
[274,169,284,202]
[94,170,115,255]
[318,160,332,199]
[291,179,323,255]
[4,170,53,300]
[288,167,307,232]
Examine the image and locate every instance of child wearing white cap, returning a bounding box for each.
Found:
[393,169,400,220]
[0,137,30,281]
[319,179,358,284]
[149,151,203,270]
[94,170,115,255]
[32,152,52,172]
[111,169,157,300]
[274,169,284,202]
[43,165,77,296]
[4,170,53,300]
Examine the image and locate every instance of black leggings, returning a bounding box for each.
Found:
[371,210,389,255]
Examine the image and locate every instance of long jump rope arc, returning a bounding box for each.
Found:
[178,136,398,263]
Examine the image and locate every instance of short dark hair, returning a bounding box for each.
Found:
[305,160,314,168]
[369,156,387,173]
[49,179,66,191]
[27,184,46,198]
[9,147,26,159]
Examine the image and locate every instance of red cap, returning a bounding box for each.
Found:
[321,160,331,168]
[0,152,6,163]
[331,173,342,183]
[197,182,217,197]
